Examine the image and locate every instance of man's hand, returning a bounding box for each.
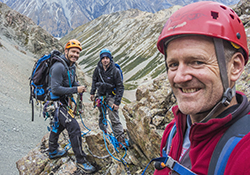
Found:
[112,104,119,111]
[77,85,86,93]
[90,95,95,101]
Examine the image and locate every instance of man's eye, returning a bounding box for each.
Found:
[168,62,178,68]
[193,61,204,65]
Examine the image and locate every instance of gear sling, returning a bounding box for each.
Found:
[141,114,250,175]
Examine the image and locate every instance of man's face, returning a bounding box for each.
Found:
[166,36,224,120]
[65,48,80,63]
[101,56,111,67]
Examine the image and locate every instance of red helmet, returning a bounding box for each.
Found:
[157,1,249,65]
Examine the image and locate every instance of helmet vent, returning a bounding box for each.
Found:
[230,14,235,20]
[237,18,241,24]
[211,11,219,19]
[230,9,235,13]
[220,5,227,10]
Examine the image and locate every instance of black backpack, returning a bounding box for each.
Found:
[29,50,61,121]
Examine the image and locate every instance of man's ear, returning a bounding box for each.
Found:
[65,49,68,54]
[229,52,245,83]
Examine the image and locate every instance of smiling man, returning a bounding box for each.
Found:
[153,1,250,175]
[47,39,96,174]
[90,48,128,149]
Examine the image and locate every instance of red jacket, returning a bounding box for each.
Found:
[154,92,250,175]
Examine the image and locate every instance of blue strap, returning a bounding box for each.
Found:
[142,123,196,175]
[214,136,242,175]
[163,123,176,157]
[141,156,197,175]
[67,70,72,87]
[208,114,250,175]
[50,92,60,100]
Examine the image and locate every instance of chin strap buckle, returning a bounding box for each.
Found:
[222,88,233,106]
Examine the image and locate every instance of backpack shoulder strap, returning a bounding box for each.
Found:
[208,114,250,175]
[114,63,123,81]
[97,66,105,84]
[162,123,176,157]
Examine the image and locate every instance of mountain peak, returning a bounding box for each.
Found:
[0,0,240,37]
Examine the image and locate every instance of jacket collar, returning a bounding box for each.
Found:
[173,92,250,140]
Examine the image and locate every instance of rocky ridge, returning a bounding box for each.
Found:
[0,0,248,174]
[0,0,240,37]
[0,2,63,57]
[16,1,250,174]
[60,6,182,101]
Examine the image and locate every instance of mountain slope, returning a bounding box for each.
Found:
[0,2,63,174]
[60,7,183,94]
[0,2,63,57]
[0,0,240,37]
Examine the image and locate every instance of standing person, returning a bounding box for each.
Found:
[90,48,127,148]
[48,39,96,174]
[154,1,250,175]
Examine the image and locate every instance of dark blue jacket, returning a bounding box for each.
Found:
[90,60,124,106]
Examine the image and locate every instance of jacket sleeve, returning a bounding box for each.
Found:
[90,67,98,95]
[50,63,78,96]
[114,68,124,106]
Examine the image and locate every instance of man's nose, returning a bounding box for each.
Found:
[173,64,192,83]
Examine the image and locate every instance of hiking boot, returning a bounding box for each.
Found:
[76,159,96,174]
[49,148,67,159]
[117,135,129,149]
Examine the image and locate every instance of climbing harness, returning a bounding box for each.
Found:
[44,93,91,150]
[94,95,131,174]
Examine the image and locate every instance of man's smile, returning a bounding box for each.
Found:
[181,88,200,93]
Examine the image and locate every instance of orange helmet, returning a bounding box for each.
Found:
[65,39,82,51]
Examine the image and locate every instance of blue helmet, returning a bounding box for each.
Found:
[100,48,112,60]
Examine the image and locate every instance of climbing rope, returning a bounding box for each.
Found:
[96,96,131,174]
[43,93,131,174]
[62,102,92,151]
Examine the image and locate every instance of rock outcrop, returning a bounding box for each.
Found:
[0,2,63,57]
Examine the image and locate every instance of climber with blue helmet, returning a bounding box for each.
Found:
[90,48,128,148]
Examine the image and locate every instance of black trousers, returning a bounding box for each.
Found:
[48,106,86,163]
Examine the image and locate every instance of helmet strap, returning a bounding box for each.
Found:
[65,50,73,66]
[199,86,236,123]
[213,38,234,106]
[199,38,236,123]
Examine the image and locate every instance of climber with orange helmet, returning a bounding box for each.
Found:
[151,1,250,175]
[47,39,96,173]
